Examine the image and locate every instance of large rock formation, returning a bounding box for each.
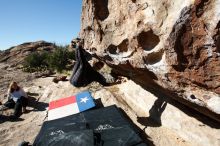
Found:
[80,0,220,121]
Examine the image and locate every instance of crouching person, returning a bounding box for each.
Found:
[4,81,28,118]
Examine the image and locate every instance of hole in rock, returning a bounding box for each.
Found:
[86,26,93,31]
[137,30,160,51]
[90,47,97,53]
[107,44,118,54]
[137,21,144,28]
[118,39,129,52]
[144,50,164,65]
[190,94,196,100]
[93,0,109,21]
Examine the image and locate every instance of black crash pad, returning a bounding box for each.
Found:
[33,105,147,146]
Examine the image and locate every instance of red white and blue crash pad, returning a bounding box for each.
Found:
[48,91,95,121]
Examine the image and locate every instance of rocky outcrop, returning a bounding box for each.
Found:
[80,0,220,121]
[0,41,56,67]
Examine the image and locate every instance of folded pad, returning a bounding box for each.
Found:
[48,91,95,120]
[34,105,147,146]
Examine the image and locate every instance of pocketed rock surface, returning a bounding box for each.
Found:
[80,0,220,122]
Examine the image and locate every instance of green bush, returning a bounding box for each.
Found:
[23,45,75,73]
[47,46,68,72]
[23,51,49,72]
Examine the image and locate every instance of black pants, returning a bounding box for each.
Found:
[4,96,28,117]
[70,46,108,87]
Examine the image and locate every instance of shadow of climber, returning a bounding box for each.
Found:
[137,98,167,129]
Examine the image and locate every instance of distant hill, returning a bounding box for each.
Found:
[0,41,56,67]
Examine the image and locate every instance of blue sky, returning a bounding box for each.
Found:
[0,0,82,50]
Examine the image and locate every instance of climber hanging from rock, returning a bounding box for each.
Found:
[70,38,109,87]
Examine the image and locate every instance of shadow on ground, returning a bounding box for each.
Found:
[119,108,155,146]
[137,98,167,129]
[26,91,48,112]
[94,98,155,145]
[26,92,39,97]
[132,75,220,129]
[94,98,104,109]
[0,115,24,124]
[27,96,48,112]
